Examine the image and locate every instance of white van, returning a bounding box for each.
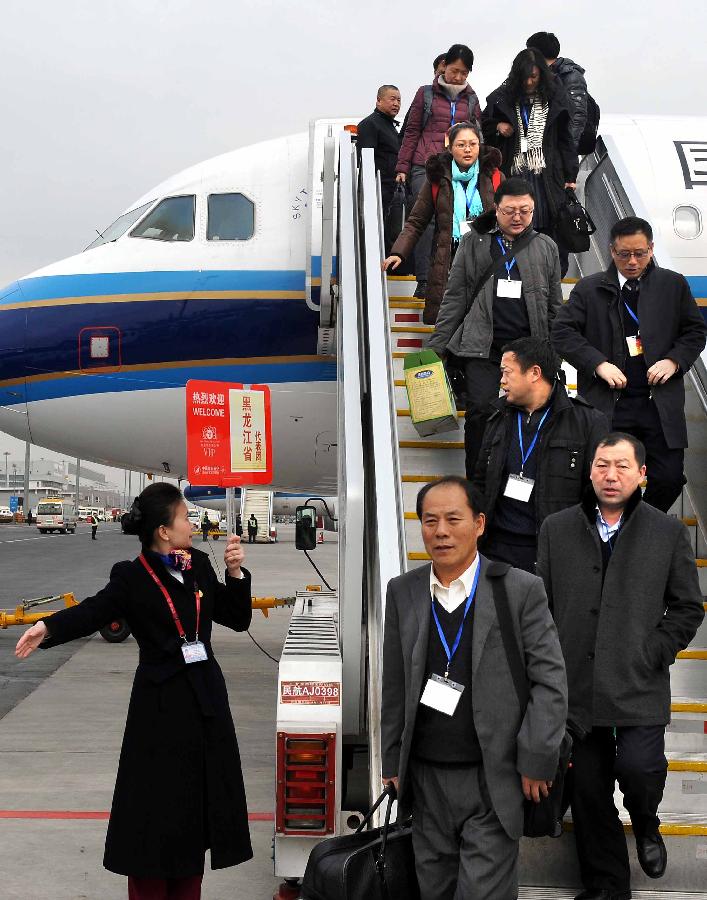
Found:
[36,498,78,534]
[0,505,13,523]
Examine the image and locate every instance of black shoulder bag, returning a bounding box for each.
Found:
[488,562,572,838]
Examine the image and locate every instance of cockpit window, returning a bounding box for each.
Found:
[207,193,255,241]
[85,200,155,250]
[130,195,195,242]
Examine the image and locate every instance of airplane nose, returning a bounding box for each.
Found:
[0,280,30,441]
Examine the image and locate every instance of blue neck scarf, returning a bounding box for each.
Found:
[451,159,483,240]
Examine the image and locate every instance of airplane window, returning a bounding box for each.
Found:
[673,205,702,240]
[130,195,195,242]
[85,200,155,250]
[207,193,255,241]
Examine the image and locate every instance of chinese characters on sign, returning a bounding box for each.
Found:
[186,380,272,486]
[280,681,341,705]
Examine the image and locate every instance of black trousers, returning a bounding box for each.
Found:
[91,526,97,540]
[248,531,256,544]
[483,528,537,574]
[568,725,667,893]
[612,394,685,512]
[463,357,501,479]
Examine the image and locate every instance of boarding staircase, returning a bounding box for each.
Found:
[344,134,707,896]
[239,488,273,543]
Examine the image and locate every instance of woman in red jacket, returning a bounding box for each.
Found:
[395,43,482,299]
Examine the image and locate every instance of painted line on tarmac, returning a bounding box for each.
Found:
[0,810,275,822]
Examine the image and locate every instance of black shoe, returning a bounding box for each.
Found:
[413,280,427,299]
[636,832,667,878]
[575,891,631,900]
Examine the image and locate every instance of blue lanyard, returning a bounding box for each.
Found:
[597,512,621,553]
[496,236,517,278]
[450,100,457,127]
[431,563,481,678]
[521,103,530,133]
[464,184,478,214]
[517,407,551,475]
[622,300,639,328]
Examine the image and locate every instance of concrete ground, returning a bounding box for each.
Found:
[0,521,338,899]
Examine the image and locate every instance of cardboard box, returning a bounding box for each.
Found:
[403,350,460,437]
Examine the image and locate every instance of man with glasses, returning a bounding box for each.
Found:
[428,176,563,477]
[551,216,706,512]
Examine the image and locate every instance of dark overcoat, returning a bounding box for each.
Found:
[481,80,578,218]
[473,385,609,534]
[40,547,253,878]
[550,260,707,448]
[537,489,704,733]
[390,146,503,323]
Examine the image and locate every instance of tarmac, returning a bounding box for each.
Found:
[0,520,338,900]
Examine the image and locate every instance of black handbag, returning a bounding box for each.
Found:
[300,784,419,900]
[490,563,573,838]
[554,188,596,253]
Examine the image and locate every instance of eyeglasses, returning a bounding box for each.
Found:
[497,206,534,218]
[612,248,652,260]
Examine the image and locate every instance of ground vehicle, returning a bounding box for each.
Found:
[0,506,13,523]
[36,499,77,534]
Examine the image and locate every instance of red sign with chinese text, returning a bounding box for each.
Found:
[186,380,273,487]
[280,681,341,705]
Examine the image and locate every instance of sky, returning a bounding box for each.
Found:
[1,0,706,476]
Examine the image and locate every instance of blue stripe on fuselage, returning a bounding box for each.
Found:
[24,360,336,402]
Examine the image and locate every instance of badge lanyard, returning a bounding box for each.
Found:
[623,298,640,331]
[450,100,457,128]
[496,236,517,280]
[139,553,200,644]
[517,407,551,477]
[597,512,621,554]
[431,563,481,678]
[520,102,530,134]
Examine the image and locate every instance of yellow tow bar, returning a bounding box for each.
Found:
[251,596,295,618]
[0,593,78,628]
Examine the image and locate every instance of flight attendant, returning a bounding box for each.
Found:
[16,482,254,900]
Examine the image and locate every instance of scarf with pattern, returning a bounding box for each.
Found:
[512,96,548,175]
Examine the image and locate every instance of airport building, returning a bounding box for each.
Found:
[0,457,122,511]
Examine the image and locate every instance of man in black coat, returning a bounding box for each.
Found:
[473,336,608,573]
[551,216,707,512]
[357,85,402,213]
[537,432,704,899]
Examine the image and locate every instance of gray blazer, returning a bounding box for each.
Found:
[381,556,567,840]
[426,218,562,359]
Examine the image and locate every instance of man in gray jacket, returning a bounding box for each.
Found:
[382,476,567,899]
[537,433,704,900]
[427,177,562,478]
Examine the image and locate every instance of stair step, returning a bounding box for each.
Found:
[397,408,465,418]
[401,474,445,483]
[666,752,707,772]
[389,299,425,309]
[399,440,464,450]
[678,649,707,660]
[387,274,417,281]
[390,325,434,334]
[672,699,707,714]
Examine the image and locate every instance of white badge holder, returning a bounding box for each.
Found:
[497,279,522,299]
[504,474,535,502]
[459,219,471,235]
[626,334,643,357]
[520,136,529,154]
[182,640,208,664]
[420,673,465,716]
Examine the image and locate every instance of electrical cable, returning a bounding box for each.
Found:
[303,547,335,591]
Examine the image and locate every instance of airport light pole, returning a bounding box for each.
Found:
[3,451,9,489]
[23,441,31,515]
[75,459,81,509]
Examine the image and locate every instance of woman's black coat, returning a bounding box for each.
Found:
[481,80,578,217]
[40,547,253,878]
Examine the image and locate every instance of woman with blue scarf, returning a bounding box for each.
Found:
[384,122,503,324]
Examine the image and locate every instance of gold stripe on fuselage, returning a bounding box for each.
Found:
[0,289,306,312]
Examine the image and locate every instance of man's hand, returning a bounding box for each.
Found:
[15,622,48,659]
[496,122,514,137]
[382,255,402,272]
[564,182,577,190]
[382,775,399,794]
[224,535,245,577]
[595,361,627,389]
[647,358,679,385]
[522,775,552,803]
[395,173,406,184]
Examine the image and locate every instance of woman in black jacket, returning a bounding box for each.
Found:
[15,482,253,900]
[482,48,578,274]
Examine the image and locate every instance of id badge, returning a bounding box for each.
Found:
[459,219,471,235]
[420,673,465,716]
[497,279,522,299]
[520,136,529,154]
[504,474,535,502]
[626,334,643,357]
[182,640,208,664]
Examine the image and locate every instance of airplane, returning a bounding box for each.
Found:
[0,121,349,493]
[183,485,339,531]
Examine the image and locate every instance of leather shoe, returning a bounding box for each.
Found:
[636,832,667,878]
[575,891,631,900]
